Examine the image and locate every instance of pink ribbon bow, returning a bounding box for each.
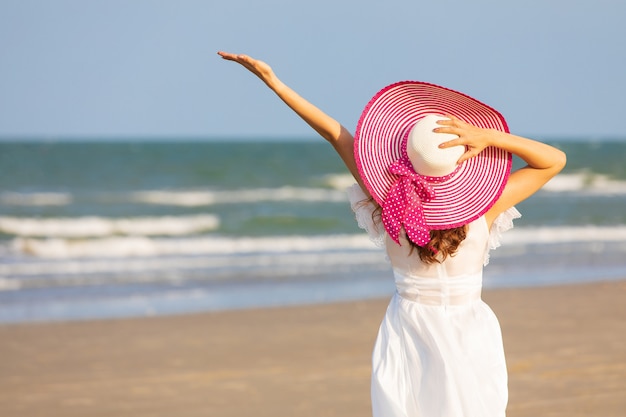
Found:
[382,158,436,246]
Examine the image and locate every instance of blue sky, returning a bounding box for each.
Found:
[1,0,624,140]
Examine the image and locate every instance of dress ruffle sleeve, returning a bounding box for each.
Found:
[484,206,521,266]
[347,183,386,249]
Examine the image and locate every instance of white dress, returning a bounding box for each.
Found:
[348,184,520,417]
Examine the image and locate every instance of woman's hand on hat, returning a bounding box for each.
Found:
[435,115,494,164]
[217,51,278,88]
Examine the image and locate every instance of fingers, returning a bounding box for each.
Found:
[458,145,486,164]
[434,115,462,134]
[457,149,479,164]
[434,123,464,146]
[435,115,475,148]
[435,114,465,129]
[217,51,238,60]
[438,137,464,149]
[444,114,461,122]
[434,116,473,163]
[218,51,260,74]
[217,51,252,66]
[438,138,473,165]
[218,50,275,86]
[435,118,463,149]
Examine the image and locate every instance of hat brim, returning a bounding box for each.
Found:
[354,81,512,230]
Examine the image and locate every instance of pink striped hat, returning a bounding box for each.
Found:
[354,81,512,246]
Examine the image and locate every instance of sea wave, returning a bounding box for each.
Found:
[0,215,220,238]
[0,249,387,285]
[120,173,626,206]
[502,226,626,245]
[321,173,357,190]
[0,192,72,206]
[9,234,373,259]
[130,186,348,206]
[4,172,623,213]
[542,172,626,195]
[1,234,386,287]
[7,225,626,260]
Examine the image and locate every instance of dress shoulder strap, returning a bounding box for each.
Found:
[484,207,521,266]
[347,184,386,249]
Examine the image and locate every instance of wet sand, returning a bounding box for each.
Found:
[1,280,625,417]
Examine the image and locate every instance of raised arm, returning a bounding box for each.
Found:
[436,115,566,226]
[217,51,367,193]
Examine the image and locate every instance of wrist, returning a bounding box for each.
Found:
[486,129,508,149]
[264,73,282,91]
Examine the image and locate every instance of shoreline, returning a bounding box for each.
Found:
[4,248,626,325]
[1,279,625,416]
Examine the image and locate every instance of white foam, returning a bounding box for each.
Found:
[0,249,385,280]
[2,235,385,283]
[128,173,626,206]
[542,172,626,195]
[130,186,347,206]
[503,225,626,245]
[0,215,220,238]
[7,225,626,260]
[322,174,357,190]
[0,278,21,290]
[9,234,375,259]
[0,192,72,206]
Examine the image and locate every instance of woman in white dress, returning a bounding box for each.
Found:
[218,51,566,417]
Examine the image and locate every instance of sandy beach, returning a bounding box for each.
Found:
[1,280,625,417]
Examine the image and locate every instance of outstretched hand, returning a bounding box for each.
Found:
[217,51,277,88]
[435,115,497,164]
[217,50,363,188]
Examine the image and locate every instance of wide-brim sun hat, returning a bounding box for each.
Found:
[354,80,512,246]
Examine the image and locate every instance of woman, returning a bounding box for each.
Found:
[218,51,566,417]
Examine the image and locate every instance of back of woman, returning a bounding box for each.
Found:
[219,50,565,417]
[387,218,487,279]
[370,215,511,417]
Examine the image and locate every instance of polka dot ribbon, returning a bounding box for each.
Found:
[382,158,436,246]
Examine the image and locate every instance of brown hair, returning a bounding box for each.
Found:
[410,226,467,264]
[370,199,467,264]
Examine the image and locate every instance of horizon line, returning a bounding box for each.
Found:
[0,134,624,144]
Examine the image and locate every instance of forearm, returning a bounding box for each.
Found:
[266,75,366,189]
[218,51,344,144]
[481,130,566,223]
[219,51,366,192]
[487,130,566,172]
[267,76,343,144]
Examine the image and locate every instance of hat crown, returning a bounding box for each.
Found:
[407,114,465,177]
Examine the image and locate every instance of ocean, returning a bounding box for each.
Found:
[1,139,625,323]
